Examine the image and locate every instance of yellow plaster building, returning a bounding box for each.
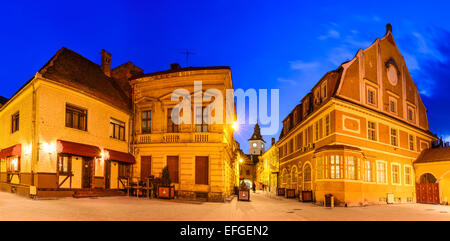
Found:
[277,24,437,206]
[256,138,279,193]
[129,65,238,201]
[0,48,140,197]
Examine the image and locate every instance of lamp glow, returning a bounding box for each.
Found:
[232,122,239,131]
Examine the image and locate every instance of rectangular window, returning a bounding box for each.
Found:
[330,155,340,179]
[110,118,125,141]
[118,163,131,178]
[167,156,179,183]
[392,163,400,184]
[317,157,324,179]
[58,155,72,175]
[195,106,209,132]
[390,128,398,146]
[364,160,373,182]
[407,108,414,121]
[195,156,209,185]
[141,111,151,134]
[368,121,376,141]
[405,166,412,185]
[325,115,330,136]
[367,89,375,105]
[288,139,293,154]
[409,135,414,151]
[6,156,20,172]
[347,156,356,180]
[11,112,19,133]
[321,82,327,99]
[65,104,87,131]
[167,108,179,133]
[314,121,319,141]
[389,99,397,113]
[376,161,387,184]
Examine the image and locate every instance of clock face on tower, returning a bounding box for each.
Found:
[253,143,257,148]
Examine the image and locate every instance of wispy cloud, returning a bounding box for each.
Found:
[318,29,340,40]
[277,77,298,86]
[289,60,320,70]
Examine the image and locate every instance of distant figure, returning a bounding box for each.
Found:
[252,182,256,193]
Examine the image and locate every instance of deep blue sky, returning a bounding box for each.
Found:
[2,1,450,153]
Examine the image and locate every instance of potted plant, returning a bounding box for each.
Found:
[238,181,250,201]
[158,166,175,199]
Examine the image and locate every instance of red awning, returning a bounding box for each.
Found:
[104,149,135,164]
[0,144,21,159]
[57,140,101,157]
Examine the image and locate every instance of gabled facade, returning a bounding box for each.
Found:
[277,24,436,206]
[0,48,141,197]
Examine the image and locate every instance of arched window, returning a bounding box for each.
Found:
[420,173,437,184]
[304,164,311,182]
[291,166,298,189]
[303,163,312,191]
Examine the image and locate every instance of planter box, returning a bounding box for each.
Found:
[158,186,175,199]
[277,188,285,196]
[238,190,250,201]
[301,190,313,202]
[286,189,296,198]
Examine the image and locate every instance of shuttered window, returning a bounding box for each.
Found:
[195,156,209,185]
[167,156,179,183]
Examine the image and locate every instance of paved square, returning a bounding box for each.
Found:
[0,191,449,221]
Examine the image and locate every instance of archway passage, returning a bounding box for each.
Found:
[416,173,440,204]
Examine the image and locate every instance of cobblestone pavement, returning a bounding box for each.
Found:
[0,191,449,221]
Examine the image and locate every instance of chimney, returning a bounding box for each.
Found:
[386,23,393,34]
[271,138,275,146]
[170,63,182,70]
[101,49,112,77]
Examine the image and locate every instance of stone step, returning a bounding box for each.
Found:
[73,189,126,198]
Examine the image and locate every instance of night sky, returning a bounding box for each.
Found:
[2,1,450,153]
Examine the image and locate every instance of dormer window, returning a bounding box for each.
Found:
[321,82,327,99]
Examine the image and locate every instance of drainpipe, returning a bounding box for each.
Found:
[31,75,38,186]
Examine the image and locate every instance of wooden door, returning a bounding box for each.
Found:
[416,183,440,204]
[195,156,208,185]
[105,160,111,189]
[167,156,179,183]
[82,158,92,189]
[141,156,152,179]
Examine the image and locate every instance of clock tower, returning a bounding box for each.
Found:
[248,123,266,157]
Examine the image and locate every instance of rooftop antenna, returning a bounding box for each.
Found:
[180,49,195,67]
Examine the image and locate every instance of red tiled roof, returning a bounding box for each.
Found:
[38,47,131,112]
[415,147,450,164]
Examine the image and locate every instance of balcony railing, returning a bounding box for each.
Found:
[135,132,221,144]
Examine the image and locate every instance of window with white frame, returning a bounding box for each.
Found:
[392,163,400,184]
[368,121,376,141]
[389,97,397,114]
[364,160,373,182]
[347,156,356,180]
[376,161,387,184]
[314,121,319,141]
[404,166,412,185]
[330,155,340,179]
[409,135,415,151]
[367,88,376,105]
[407,106,415,122]
[390,128,398,146]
